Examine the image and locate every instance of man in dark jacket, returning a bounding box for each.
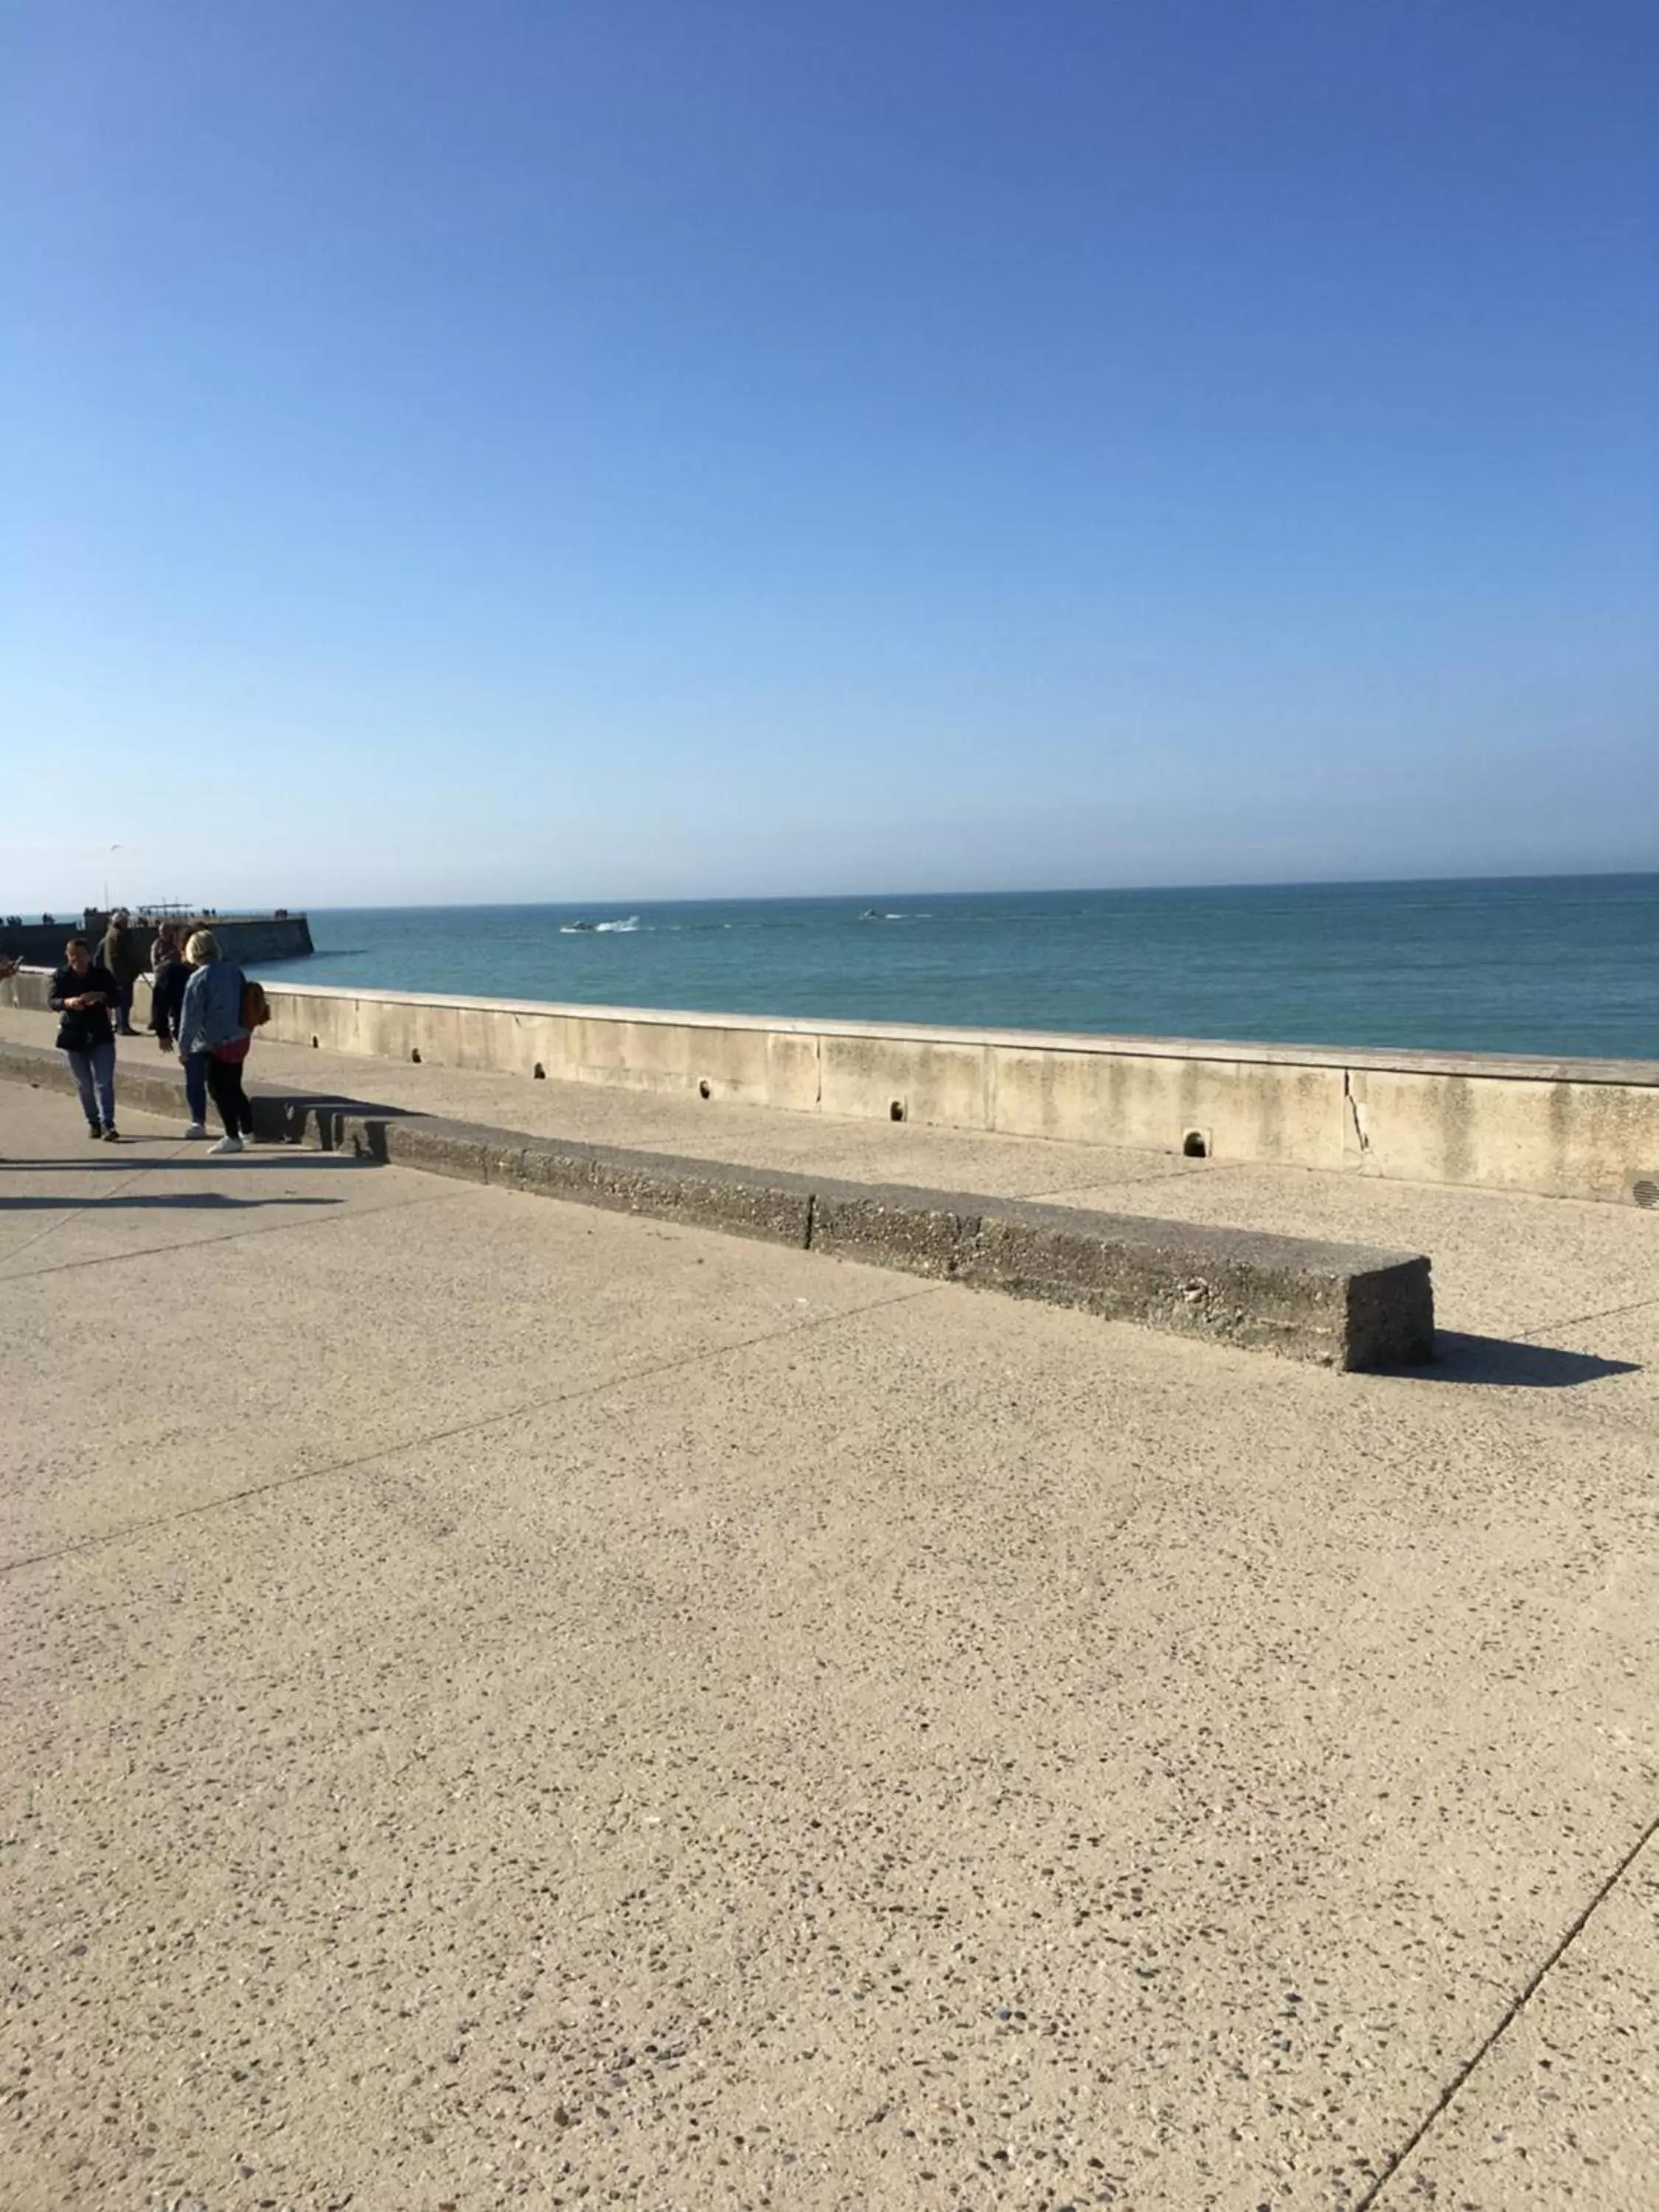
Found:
[98,909,142,1035]
[149,925,209,1136]
[49,936,122,1138]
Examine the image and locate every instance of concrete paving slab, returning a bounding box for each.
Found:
[5,1279,1659,2208]
[0,1088,928,1567]
[3,1063,1658,2210]
[1372,1831,1659,2209]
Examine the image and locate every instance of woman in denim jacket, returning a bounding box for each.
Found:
[175,930,254,1155]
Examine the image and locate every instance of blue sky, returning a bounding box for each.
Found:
[3,0,1655,908]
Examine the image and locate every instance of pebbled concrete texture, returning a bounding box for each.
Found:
[3,1080,1659,2209]
[1373,1829,1659,2207]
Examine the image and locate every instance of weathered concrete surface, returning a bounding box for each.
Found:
[805,1181,1432,1366]
[1,1037,1432,1367]
[10,964,1652,1201]
[240,983,1659,1203]
[0,1000,1215,1197]
[956,1200,1431,1367]
[3,1000,1655,1351]
[351,1111,821,1251]
[1,1085,1658,2209]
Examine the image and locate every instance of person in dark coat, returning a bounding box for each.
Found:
[98,909,142,1035]
[49,936,122,1138]
[148,924,209,1136]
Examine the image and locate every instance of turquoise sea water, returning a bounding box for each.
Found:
[249,876,1658,1061]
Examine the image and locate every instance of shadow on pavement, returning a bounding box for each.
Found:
[0,1193,342,1212]
[1,1156,369,1172]
[258,1091,420,1123]
[1397,1331,1641,1388]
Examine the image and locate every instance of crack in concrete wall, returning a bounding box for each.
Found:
[1344,1068,1371,1154]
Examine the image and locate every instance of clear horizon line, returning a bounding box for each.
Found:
[285,864,1659,914]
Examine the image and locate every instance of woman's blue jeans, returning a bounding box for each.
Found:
[64,1042,116,1130]
[184,1051,208,1126]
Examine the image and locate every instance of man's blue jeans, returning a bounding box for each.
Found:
[64,1041,116,1130]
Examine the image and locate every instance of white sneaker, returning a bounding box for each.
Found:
[184,1122,208,1139]
[209,1135,244,1155]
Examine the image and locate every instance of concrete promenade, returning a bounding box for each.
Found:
[3,1015,1658,2208]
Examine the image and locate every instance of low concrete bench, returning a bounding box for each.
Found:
[334,1113,1433,1371]
[0,1040,1433,1370]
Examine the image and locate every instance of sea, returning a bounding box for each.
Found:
[247,875,1658,1062]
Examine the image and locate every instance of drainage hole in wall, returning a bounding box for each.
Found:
[532,1062,546,1080]
[890,1099,907,1122]
[1635,1178,1658,1211]
[698,1079,712,1099]
[310,1035,319,1049]
[1182,1130,1208,1158]
[410,1048,422,1064]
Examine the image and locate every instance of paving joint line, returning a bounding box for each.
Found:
[0,1280,944,1576]
[1352,1801,1659,2208]
[1019,1160,1241,1203]
[1516,1292,1659,1340]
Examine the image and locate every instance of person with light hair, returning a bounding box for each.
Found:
[150,924,210,1136]
[175,930,255,1154]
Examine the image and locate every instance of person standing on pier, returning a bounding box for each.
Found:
[49,936,122,1140]
[149,925,209,1137]
[175,931,255,1155]
[98,908,142,1036]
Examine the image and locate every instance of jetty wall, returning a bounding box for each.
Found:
[0,913,313,967]
[4,971,1655,1204]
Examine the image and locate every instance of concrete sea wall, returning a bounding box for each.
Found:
[4,969,1655,1204]
[231,980,1659,1208]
